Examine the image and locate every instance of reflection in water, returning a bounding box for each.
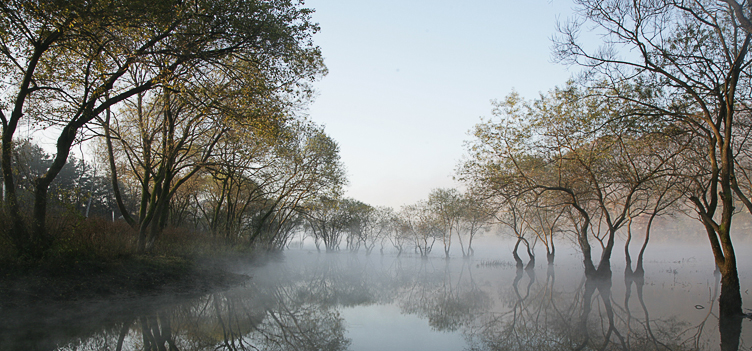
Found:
[399,261,491,332]
[464,267,694,351]
[1,249,749,351]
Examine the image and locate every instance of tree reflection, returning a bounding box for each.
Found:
[464,263,711,351]
[399,260,491,332]
[76,287,352,351]
[38,261,354,351]
[2,252,746,351]
[209,291,349,351]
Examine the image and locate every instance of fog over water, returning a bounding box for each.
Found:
[3,234,752,351]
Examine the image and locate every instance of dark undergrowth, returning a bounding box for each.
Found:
[0,211,260,307]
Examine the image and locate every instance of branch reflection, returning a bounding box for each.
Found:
[1,251,744,351]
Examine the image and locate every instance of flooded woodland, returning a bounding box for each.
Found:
[3,238,751,351]
[4,1,752,351]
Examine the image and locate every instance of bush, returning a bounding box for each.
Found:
[0,207,260,269]
[47,215,136,264]
[151,226,250,257]
[0,208,18,261]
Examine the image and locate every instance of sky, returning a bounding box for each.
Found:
[304,0,578,208]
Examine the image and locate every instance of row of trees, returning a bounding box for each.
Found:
[299,188,493,258]
[459,0,752,321]
[104,114,346,251]
[2,117,347,252]
[0,0,333,256]
[0,139,116,218]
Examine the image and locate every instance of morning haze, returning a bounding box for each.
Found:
[0,1,750,350]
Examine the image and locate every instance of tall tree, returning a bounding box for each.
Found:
[105,86,232,251]
[1,0,324,256]
[555,0,752,317]
[0,0,113,255]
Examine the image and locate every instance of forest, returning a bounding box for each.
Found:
[2,0,752,350]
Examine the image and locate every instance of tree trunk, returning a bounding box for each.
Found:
[587,229,616,280]
[2,137,29,254]
[624,215,633,276]
[29,124,77,256]
[546,248,555,265]
[104,99,136,228]
[456,225,467,258]
[31,180,51,257]
[719,262,742,317]
[524,239,535,270]
[635,213,657,276]
[512,237,523,269]
[719,312,743,351]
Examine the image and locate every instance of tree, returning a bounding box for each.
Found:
[303,196,348,252]
[191,132,273,242]
[455,191,493,258]
[0,0,120,255]
[523,195,566,265]
[494,192,536,270]
[390,215,413,256]
[341,201,394,255]
[173,119,345,250]
[427,188,462,259]
[1,0,325,256]
[555,0,752,317]
[461,85,691,277]
[399,203,438,258]
[340,198,370,252]
[250,122,346,248]
[370,206,397,255]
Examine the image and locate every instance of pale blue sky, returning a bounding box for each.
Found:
[305,0,577,208]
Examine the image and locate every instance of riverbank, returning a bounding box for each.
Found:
[0,216,265,307]
[0,253,258,351]
[0,253,254,308]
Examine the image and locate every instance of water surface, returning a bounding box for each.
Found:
[3,238,752,351]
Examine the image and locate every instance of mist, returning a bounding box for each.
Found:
[2,230,750,350]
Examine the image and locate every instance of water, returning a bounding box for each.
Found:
[2,237,752,350]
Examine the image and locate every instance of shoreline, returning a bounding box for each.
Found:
[0,254,253,308]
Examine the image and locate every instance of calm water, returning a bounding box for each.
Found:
[3,236,752,351]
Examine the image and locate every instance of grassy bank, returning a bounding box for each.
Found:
[0,215,257,307]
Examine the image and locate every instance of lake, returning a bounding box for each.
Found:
[3,236,752,351]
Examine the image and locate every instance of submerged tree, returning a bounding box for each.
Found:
[462,86,687,278]
[455,191,493,258]
[555,0,752,317]
[399,203,438,258]
[427,188,462,259]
